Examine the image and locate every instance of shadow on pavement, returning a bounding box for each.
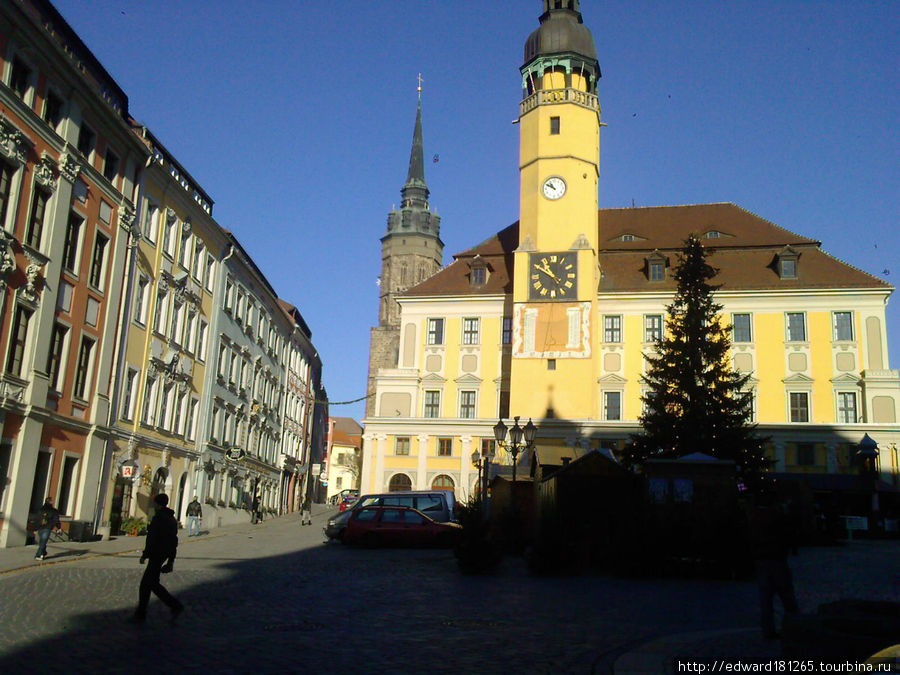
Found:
[1,537,897,673]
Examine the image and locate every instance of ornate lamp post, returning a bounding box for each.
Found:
[856,433,880,530]
[493,416,537,486]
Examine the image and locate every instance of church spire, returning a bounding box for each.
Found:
[401,74,428,210]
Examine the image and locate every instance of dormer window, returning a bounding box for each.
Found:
[706,231,720,238]
[776,245,799,280]
[622,234,635,242]
[645,250,667,282]
[469,256,489,287]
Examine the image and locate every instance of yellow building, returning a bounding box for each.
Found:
[362,1,900,499]
[101,127,221,534]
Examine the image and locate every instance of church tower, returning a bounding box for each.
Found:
[366,84,443,417]
[510,0,602,419]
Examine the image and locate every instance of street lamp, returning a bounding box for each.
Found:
[471,442,495,504]
[494,416,537,486]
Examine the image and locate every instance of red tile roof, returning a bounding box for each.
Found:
[401,203,889,297]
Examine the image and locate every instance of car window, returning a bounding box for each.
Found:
[380,509,403,523]
[403,511,426,524]
[355,508,379,522]
[359,497,379,508]
[416,496,442,513]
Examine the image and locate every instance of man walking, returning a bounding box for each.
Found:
[34,497,60,560]
[133,493,183,624]
[251,494,260,524]
[186,495,202,537]
[301,494,312,526]
[749,490,800,639]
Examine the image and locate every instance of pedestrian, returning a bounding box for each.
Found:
[34,497,60,561]
[132,493,183,624]
[186,495,202,537]
[301,494,312,526]
[251,494,260,524]
[748,490,800,639]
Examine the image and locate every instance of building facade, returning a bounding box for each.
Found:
[324,416,362,502]
[362,0,900,499]
[0,0,329,546]
[0,0,146,546]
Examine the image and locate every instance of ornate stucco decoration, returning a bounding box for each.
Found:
[34,153,58,192]
[58,144,82,183]
[19,247,49,306]
[182,218,191,235]
[0,229,17,291]
[166,208,177,225]
[150,351,191,390]
[170,272,200,307]
[0,379,26,404]
[0,118,29,165]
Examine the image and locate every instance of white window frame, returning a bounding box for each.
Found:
[603,315,622,343]
[833,311,854,342]
[427,318,445,346]
[603,390,622,421]
[836,391,858,424]
[459,390,477,419]
[786,312,806,342]
[462,317,480,345]
[788,391,811,423]
[732,313,752,343]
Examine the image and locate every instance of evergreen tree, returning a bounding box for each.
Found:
[624,235,770,487]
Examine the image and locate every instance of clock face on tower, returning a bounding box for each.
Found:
[541,176,566,200]
[529,252,577,300]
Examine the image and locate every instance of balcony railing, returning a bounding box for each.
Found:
[521,87,599,115]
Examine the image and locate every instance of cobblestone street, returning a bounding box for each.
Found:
[0,508,897,674]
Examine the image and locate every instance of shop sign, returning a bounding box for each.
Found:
[120,461,139,480]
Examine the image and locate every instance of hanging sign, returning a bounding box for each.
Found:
[120,460,139,480]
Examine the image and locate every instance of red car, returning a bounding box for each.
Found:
[338,496,357,512]
[343,505,462,548]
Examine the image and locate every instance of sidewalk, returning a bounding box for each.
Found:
[0,505,327,576]
[614,627,781,673]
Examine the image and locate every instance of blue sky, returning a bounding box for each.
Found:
[54,1,899,422]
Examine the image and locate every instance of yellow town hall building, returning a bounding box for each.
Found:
[362,0,900,498]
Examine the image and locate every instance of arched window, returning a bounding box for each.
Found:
[388,473,412,492]
[431,475,455,492]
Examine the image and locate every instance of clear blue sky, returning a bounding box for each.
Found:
[54,1,899,422]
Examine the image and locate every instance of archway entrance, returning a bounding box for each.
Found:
[388,474,412,492]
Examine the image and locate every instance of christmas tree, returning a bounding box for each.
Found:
[624,235,771,487]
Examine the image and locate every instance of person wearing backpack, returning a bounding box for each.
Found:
[34,497,60,561]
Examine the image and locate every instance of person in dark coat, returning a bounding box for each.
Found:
[748,490,800,639]
[251,495,260,524]
[186,496,202,537]
[34,497,61,560]
[300,495,312,526]
[133,493,183,623]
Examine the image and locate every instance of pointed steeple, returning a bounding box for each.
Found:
[384,80,440,241]
[401,78,428,210]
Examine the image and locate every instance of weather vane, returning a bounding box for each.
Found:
[417,72,423,100]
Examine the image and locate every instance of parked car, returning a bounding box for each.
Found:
[343,505,462,548]
[330,488,359,506]
[324,490,456,542]
[338,496,356,512]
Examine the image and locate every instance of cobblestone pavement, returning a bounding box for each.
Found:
[0,509,897,674]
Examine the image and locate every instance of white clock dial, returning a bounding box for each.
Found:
[542,176,566,200]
